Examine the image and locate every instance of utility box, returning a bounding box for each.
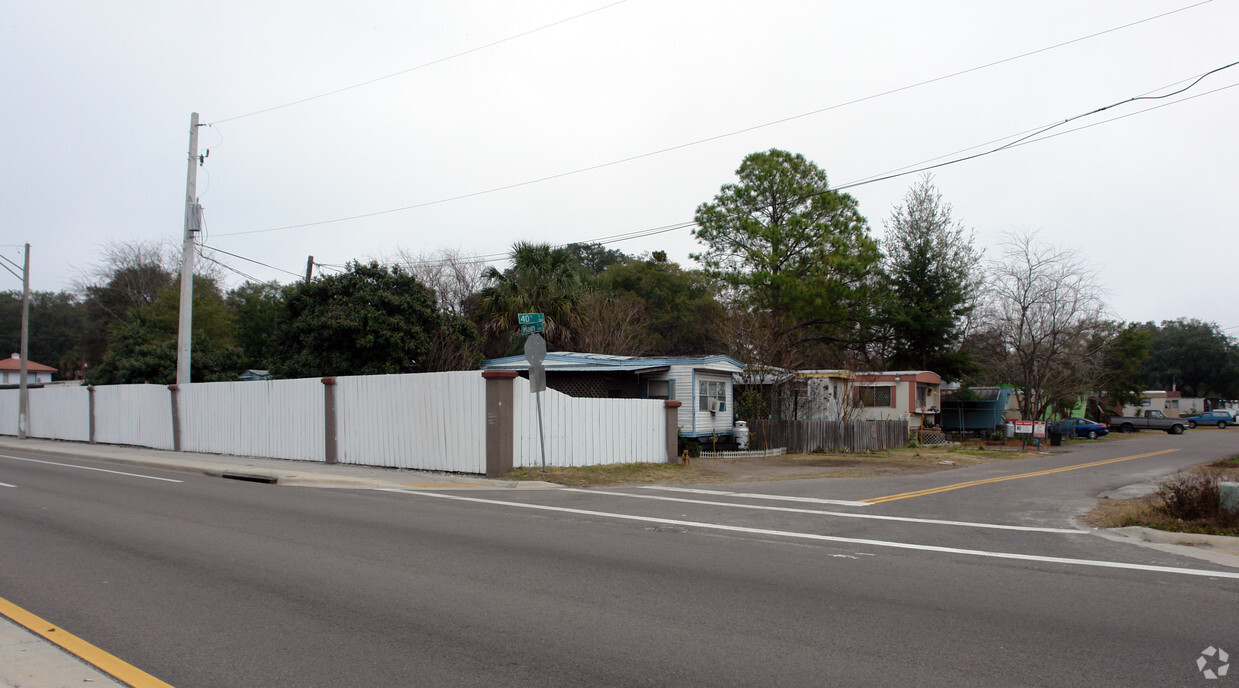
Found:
[1221,482,1239,516]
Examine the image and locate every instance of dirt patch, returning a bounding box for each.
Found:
[506,445,1034,487]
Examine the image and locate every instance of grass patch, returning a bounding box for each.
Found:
[1083,456,1239,537]
[502,444,1027,486]
[1194,455,1239,476]
[505,462,691,487]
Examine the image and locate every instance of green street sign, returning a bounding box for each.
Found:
[518,313,545,326]
[520,322,544,335]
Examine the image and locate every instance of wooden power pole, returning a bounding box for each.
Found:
[176,113,202,386]
[17,243,29,439]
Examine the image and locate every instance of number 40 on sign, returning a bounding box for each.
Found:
[518,312,544,334]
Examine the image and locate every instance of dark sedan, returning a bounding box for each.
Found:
[1054,417,1109,439]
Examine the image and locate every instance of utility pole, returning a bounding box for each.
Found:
[176,113,202,386]
[305,255,314,283]
[17,243,29,439]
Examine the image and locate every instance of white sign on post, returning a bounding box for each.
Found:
[524,333,546,393]
[523,332,548,469]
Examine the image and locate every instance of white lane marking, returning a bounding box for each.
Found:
[0,454,183,483]
[640,485,872,507]
[563,488,1081,533]
[0,482,14,488]
[380,489,1239,580]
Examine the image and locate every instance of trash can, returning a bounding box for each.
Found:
[733,421,749,450]
[1049,427,1063,446]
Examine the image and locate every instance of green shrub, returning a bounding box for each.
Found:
[677,436,702,458]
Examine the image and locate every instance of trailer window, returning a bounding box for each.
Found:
[858,386,892,407]
[647,380,675,400]
[699,381,725,411]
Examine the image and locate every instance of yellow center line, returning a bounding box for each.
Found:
[860,449,1181,504]
[0,595,175,688]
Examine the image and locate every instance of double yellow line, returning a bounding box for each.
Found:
[861,449,1181,504]
[0,596,174,687]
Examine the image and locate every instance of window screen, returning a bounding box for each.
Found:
[858,386,892,407]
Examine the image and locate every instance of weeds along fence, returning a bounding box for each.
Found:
[742,418,910,453]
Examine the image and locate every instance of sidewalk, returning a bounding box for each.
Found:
[0,436,558,491]
[0,616,126,688]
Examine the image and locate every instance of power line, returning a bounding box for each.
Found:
[211,0,1215,238]
[218,73,1235,280]
[831,63,1239,192]
[278,61,1239,273]
[208,0,630,125]
[212,61,1237,280]
[394,222,695,268]
[199,243,304,279]
[197,249,263,283]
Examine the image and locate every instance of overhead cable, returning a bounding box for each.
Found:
[200,244,304,279]
[211,1,1216,237]
[208,0,629,125]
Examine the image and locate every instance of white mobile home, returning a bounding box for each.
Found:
[482,352,743,438]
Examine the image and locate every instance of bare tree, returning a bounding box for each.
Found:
[720,305,807,420]
[73,239,179,324]
[567,291,653,356]
[388,247,487,316]
[980,230,1107,420]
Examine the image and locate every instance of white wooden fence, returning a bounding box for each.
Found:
[511,376,664,467]
[0,371,665,473]
[336,372,485,473]
[28,386,90,442]
[95,384,175,450]
[180,378,324,461]
[0,388,21,436]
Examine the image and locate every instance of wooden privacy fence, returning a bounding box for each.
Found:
[742,418,910,453]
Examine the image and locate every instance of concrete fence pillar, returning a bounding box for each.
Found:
[322,377,338,464]
[168,384,181,452]
[483,371,517,477]
[664,401,682,463]
[87,386,96,444]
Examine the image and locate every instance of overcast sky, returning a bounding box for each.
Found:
[3,0,1237,334]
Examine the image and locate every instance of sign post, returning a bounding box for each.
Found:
[523,323,548,471]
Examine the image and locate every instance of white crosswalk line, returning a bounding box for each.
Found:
[568,488,1081,533]
[641,485,872,507]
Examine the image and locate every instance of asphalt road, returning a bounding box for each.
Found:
[1,433,1237,687]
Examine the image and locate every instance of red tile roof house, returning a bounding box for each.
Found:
[0,354,56,385]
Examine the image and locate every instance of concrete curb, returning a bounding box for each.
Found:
[0,437,560,491]
[1110,525,1239,550]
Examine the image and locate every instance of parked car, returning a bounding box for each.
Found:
[1183,410,1234,429]
[1108,410,1188,434]
[1054,417,1109,440]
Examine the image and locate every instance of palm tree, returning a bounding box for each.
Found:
[476,242,584,350]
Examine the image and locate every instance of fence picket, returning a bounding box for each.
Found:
[743,418,909,453]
